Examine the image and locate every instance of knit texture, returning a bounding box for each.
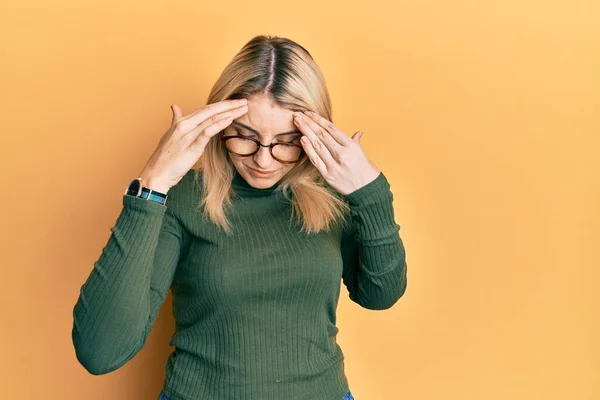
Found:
[72,168,408,400]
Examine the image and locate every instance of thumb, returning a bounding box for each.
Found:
[352,130,363,143]
[170,104,183,125]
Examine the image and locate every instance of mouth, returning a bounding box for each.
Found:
[247,166,276,177]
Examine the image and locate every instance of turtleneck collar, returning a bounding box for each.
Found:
[231,169,285,198]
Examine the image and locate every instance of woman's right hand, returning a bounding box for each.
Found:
[138,98,249,193]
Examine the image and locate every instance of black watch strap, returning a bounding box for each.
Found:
[125,177,168,206]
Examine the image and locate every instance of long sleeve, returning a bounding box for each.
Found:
[71,193,187,375]
[340,172,408,310]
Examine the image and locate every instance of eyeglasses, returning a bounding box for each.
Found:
[220,125,306,164]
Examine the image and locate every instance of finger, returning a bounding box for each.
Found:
[171,104,183,126]
[293,113,337,169]
[183,104,248,144]
[300,136,328,174]
[179,98,248,131]
[187,113,236,153]
[299,112,343,161]
[303,110,352,146]
[158,105,184,148]
[178,103,248,140]
[352,130,363,143]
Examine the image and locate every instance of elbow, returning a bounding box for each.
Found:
[361,285,406,310]
[74,347,117,376]
[379,276,408,310]
[72,327,144,375]
[358,262,408,311]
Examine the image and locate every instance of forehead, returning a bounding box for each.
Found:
[233,94,299,136]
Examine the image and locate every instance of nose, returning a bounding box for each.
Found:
[252,144,276,169]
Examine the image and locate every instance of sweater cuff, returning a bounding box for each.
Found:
[343,172,391,206]
[122,194,168,215]
[342,172,400,243]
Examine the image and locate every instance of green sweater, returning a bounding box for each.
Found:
[72,168,407,400]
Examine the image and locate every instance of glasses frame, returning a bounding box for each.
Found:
[219,128,306,164]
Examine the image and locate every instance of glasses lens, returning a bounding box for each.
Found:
[225,137,303,162]
[225,137,257,155]
[272,143,303,162]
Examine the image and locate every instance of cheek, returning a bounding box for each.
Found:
[281,164,295,175]
[230,158,245,171]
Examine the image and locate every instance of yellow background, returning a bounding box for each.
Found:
[1,0,598,399]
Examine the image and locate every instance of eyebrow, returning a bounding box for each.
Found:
[231,120,302,137]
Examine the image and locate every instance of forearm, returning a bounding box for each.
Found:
[341,172,408,310]
[72,195,181,374]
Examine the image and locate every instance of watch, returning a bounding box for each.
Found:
[125,177,168,205]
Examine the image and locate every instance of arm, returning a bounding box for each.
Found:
[71,192,186,375]
[340,172,408,310]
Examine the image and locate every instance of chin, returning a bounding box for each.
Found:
[247,174,278,187]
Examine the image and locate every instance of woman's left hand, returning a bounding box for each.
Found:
[293,110,381,196]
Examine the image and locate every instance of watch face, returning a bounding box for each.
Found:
[126,178,141,196]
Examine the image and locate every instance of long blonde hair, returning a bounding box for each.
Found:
[192,34,351,235]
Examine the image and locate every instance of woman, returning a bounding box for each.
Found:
[72,35,408,400]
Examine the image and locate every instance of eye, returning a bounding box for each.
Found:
[273,137,296,145]
[235,128,254,138]
[284,136,301,144]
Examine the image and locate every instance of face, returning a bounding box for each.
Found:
[224,93,303,189]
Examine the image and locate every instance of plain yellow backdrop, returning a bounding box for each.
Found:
[1,0,598,399]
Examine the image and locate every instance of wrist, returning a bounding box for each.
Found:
[139,172,170,194]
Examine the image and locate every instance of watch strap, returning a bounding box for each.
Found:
[139,187,168,205]
[125,177,168,206]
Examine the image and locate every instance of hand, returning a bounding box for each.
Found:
[293,110,381,196]
[138,99,249,193]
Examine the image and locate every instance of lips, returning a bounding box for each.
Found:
[248,167,275,174]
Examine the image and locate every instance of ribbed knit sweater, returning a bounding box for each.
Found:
[72,168,408,400]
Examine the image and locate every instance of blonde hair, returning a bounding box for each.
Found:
[191,34,351,235]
